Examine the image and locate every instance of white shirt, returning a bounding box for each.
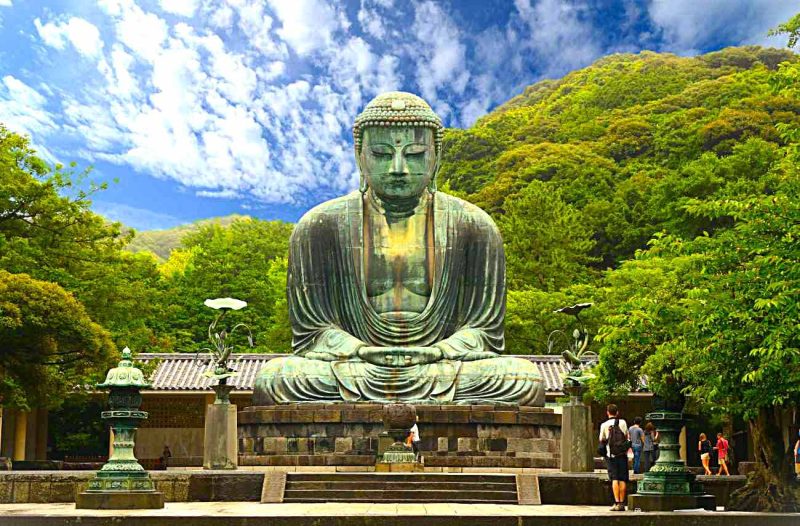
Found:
[409,423,420,443]
[599,417,628,458]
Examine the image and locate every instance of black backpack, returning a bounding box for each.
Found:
[608,418,631,457]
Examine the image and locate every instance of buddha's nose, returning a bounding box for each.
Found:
[391,152,409,176]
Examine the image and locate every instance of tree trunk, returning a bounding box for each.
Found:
[727,406,799,512]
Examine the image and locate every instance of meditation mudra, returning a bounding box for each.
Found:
[253,92,544,406]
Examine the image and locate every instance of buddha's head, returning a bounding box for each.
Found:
[354,92,444,200]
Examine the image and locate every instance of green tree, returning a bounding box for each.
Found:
[768,12,800,48]
[0,270,116,409]
[0,125,166,351]
[156,218,293,352]
[498,181,596,291]
[593,176,800,510]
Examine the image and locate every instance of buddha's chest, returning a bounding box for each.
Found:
[364,212,433,314]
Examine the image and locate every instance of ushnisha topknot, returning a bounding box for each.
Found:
[353,91,444,155]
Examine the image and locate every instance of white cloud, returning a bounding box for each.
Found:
[647,0,799,54]
[514,0,602,77]
[357,0,392,39]
[0,76,58,146]
[410,1,469,119]
[34,17,104,58]
[99,0,169,62]
[208,4,234,30]
[196,189,241,199]
[158,0,198,17]
[92,201,182,230]
[268,0,344,56]
[0,0,12,7]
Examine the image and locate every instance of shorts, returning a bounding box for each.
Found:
[701,453,710,460]
[718,452,726,462]
[607,455,629,482]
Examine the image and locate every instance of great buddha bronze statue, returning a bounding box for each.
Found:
[253,92,544,406]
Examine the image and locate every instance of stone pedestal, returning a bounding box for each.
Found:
[560,403,593,472]
[239,404,561,468]
[204,402,238,470]
[76,491,164,509]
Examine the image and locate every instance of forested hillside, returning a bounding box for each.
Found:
[126,214,250,261]
[438,46,799,353]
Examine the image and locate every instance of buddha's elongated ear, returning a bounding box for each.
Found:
[355,137,368,194]
[428,138,443,194]
[428,158,439,194]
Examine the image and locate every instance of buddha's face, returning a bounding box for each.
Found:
[359,126,436,200]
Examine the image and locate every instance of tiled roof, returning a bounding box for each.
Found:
[136,353,588,393]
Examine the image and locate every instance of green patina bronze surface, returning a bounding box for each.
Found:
[254,92,544,406]
[84,348,158,493]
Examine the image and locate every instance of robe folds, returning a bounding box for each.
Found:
[253,191,544,406]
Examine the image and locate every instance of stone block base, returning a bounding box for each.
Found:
[239,404,561,469]
[628,493,716,511]
[375,462,424,472]
[75,491,165,509]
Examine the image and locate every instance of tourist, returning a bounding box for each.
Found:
[409,417,421,462]
[698,433,712,475]
[714,433,730,476]
[629,417,644,474]
[598,404,630,511]
[642,422,657,472]
[160,445,172,470]
[794,431,800,478]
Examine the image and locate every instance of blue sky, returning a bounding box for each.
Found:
[0,0,797,230]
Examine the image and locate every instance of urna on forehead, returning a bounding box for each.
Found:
[353,91,444,153]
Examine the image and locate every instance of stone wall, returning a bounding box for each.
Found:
[238,404,561,469]
[0,471,746,506]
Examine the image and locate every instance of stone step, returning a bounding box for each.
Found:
[284,497,519,504]
[285,481,518,491]
[282,489,518,503]
[288,473,515,483]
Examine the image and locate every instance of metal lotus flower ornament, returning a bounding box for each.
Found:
[548,303,597,388]
[197,297,254,392]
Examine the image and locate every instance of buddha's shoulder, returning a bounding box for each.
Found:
[436,192,500,235]
[294,192,361,232]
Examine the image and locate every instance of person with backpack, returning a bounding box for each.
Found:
[598,404,630,511]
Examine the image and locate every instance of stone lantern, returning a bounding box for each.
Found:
[376,404,420,472]
[628,410,715,511]
[76,347,164,509]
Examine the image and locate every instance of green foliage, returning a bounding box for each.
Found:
[439,46,799,366]
[125,214,250,262]
[498,181,596,291]
[769,13,800,48]
[152,218,293,353]
[0,270,116,409]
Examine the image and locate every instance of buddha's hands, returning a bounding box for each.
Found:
[437,344,498,362]
[357,346,443,367]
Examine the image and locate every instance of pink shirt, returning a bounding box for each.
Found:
[716,437,729,455]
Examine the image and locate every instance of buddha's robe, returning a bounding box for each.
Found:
[253,191,544,406]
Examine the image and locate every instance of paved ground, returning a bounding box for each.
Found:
[0,501,794,516]
[3,502,624,516]
[1,502,798,526]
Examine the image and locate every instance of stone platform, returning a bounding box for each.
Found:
[2,502,800,526]
[238,404,561,469]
